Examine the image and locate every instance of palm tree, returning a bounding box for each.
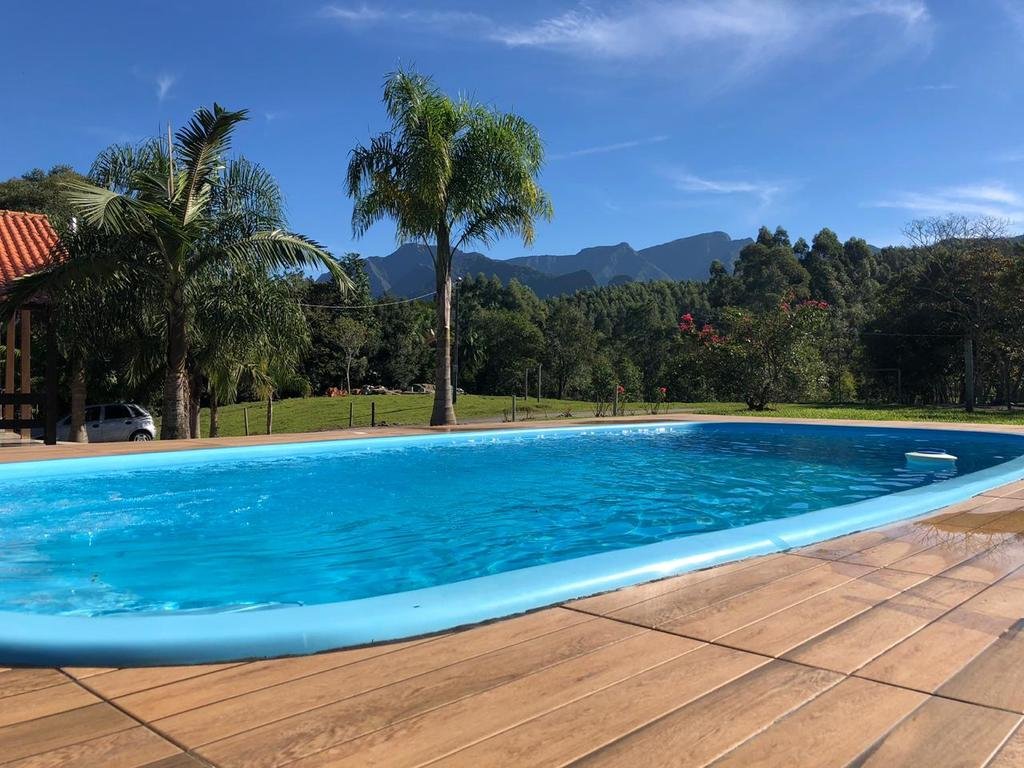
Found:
[347,70,552,425]
[193,267,311,438]
[12,105,350,438]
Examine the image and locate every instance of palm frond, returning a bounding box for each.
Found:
[176,104,249,226]
[60,178,159,235]
[213,230,354,291]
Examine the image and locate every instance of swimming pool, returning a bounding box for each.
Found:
[2,420,1024,665]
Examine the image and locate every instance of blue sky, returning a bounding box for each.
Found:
[3,0,1024,259]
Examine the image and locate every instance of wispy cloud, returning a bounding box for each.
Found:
[910,82,956,91]
[996,0,1024,36]
[995,148,1024,163]
[869,181,1024,220]
[673,172,787,205]
[492,0,929,59]
[551,134,669,160]
[319,4,485,27]
[319,1,931,79]
[155,72,177,101]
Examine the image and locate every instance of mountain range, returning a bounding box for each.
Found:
[329,231,754,299]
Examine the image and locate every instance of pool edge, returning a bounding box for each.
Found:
[3,420,1024,667]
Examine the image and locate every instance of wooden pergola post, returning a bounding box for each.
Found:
[19,309,31,438]
[4,314,14,425]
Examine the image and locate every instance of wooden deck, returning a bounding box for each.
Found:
[5,419,1024,766]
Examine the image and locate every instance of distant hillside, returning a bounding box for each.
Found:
[350,244,596,299]
[323,231,754,299]
[508,231,751,285]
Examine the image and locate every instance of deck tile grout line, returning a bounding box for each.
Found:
[56,669,221,768]
[411,648,777,768]
[106,630,447,712]
[980,716,1024,768]
[589,556,839,627]
[279,630,719,768]
[564,553,791,617]
[561,657,851,768]
[185,612,634,752]
[572,573,1024,718]
[143,610,598,735]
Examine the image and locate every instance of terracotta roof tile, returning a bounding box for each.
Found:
[0,210,60,289]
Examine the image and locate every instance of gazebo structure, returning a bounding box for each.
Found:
[0,210,59,444]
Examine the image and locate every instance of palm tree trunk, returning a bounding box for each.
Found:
[266,395,273,435]
[189,385,201,439]
[161,297,190,440]
[430,230,457,426]
[209,390,220,438]
[68,356,88,443]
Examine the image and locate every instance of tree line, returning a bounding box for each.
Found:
[1,69,1021,440]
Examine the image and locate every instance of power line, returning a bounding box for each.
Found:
[301,291,436,311]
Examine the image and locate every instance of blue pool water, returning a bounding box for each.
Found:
[1,421,1023,618]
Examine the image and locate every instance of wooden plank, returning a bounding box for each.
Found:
[937,618,1024,712]
[3,726,181,768]
[940,538,1024,584]
[715,568,923,658]
[155,608,599,747]
[138,756,210,768]
[0,702,135,764]
[792,528,893,561]
[80,663,245,699]
[61,667,116,680]
[784,575,985,674]
[278,631,702,768]
[709,677,925,767]
[116,636,430,721]
[851,696,1021,767]
[566,555,777,615]
[571,660,842,767]
[428,644,768,768]
[856,583,1023,692]
[981,479,1024,498]
[971,510,1024,534]
[606,554,825,627]
[887,529,1011,576]
[656,560,874,641]
[841,534,935,568]
[0,682,99,728]
[0,669,67,698]
[989,722,1024,767]
[193,617,646,766]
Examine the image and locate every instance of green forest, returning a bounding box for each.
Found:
[5,161,1021,420]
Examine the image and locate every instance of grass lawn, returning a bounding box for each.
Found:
[192,395,1024,438]
[690,401,1024,424]
[197,394,690,437]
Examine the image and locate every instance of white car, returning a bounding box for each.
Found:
[56,403,156,442]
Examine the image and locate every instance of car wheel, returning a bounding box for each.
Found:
[129,430,153,442]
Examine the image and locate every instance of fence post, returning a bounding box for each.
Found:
[371,401,376,427]
[349,401,353,428]
[512,394,517,422]
[243,407,249,437]
[537,364,542,403]
[613,385,619,417]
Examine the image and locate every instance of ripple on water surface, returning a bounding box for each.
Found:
[0,422,1021,616]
